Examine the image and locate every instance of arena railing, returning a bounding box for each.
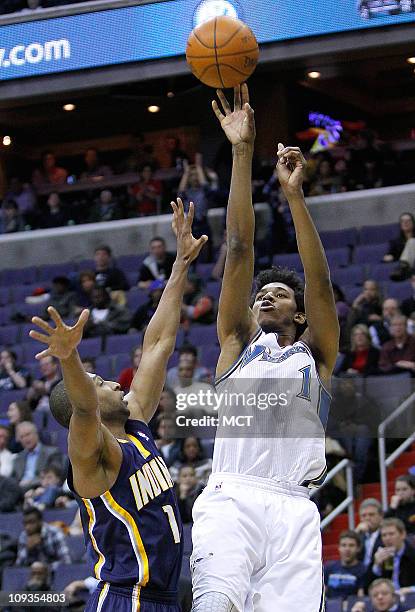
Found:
[310,458,355,530]
[378,391,415,512]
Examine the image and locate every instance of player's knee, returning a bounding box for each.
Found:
[192,591,237,612]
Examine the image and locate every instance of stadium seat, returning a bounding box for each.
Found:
[320,228,358,249]
[0,324,20,346]
[346,596,370,611]
[52,563,89,592]
[187,325,218,347]
[384,281,412,302]
[0,389,27,411]
[341,285,363,304]
[113,353,132,376]
[272,253,302,271]
[11,284,45,304]
[331,265,364,287]
[353,243,389,265]
[359,223,396,245]
[200,345,220,369]
[43,507,78,525]
[15,302,47,319]
[37,263,77,282]
[325,599,342,612]
[0,306,14,326]
[117,254,144,271]
[2,567,30,591]
[75,259,94,271]
[127,288,148,311]
[21,340,42,362]
[368,262,396,282]
[77,337,103,359]
[1,267,37,286]
[95,355,113,379]
[105,333,142,355]
[196,263,215,280]
[325,248,350,268]
[0,512,23,537]
[49,428,68,455]
[66,535,86,562]
[205,281,221,301]
[0,287,11,306]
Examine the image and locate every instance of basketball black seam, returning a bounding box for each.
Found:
[216,63,254,76]
[213,17,225,89]
[187,46,259,60]
[216,23,244,48]
[192,29,213,49]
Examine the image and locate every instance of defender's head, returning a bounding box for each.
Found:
[49,375,130,429]
[251,267,306,339]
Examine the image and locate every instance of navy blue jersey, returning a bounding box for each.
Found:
[324,560,366,599]
[68,419,183,598]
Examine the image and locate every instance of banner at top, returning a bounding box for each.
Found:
[0,0,414,81]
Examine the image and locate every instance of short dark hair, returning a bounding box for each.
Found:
[23,507,42,520]
[94,245,112,256]
[150,236,165,245]
[339,530,361,548]
[42,464,62,481]
[252,266,306,337]
[81,356,96,368]
[2,349,17,362]
[179,344,198,358]
[49,380,73,429]
[396,474,415,490]
[52,276,70,288]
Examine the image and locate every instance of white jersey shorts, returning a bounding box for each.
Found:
[191,473,325,612]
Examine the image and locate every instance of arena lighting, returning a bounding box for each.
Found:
[167,91,175,98]
[63,103,76,111]
[407,57,415,64]
[307,71,321,79]
[2,136,11,146]
[148,105,160,113]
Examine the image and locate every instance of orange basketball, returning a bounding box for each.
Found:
[186,15,259,88]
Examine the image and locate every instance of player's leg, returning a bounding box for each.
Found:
[192,592,237,611]
[252,494,324,612]
[191,476,264,612]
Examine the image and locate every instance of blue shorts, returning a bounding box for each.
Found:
[86,582,181,611]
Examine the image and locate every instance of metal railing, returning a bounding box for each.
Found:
[310,458,355,531]
[378,391,415,511]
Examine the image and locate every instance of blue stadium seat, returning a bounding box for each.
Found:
[341,285,363,304]
[52,563,89,592]
[2,567,30,591]
[353,243,389,265]
[37,263,77,282]
[196,263,215,280]
[320,228,358,249]
[384,281,412,302]
[272,253,302,271]
[368,262,396,282]
[0,305,14,326]
[360,223,397,245]
[332,265,365,287]
[77,337,103,359]
[105,333,142,356]
[0,389,27,411]
[43,507,78,526]
[326,248,350,268]
[205,281,221,301]
[346,596,370,611]
[117,254,144,271]
[325,599,342,612]
[187,325,218,347]
[126,288,148,311]
[2,267,37,286]
[75,259,94,272]
[11,284,45,304]
[167,351,179,369]
[113,353,132,377]
[200,345,220,369]
[15,302,46,319]
[49,428,68,454]
[0,512,23,537]
[0,287,11,306]
[95,355,113,379]
[21,340,42,363]
[126,271,138,287]
[0,324,20,346]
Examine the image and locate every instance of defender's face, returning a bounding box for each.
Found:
[92,375,130,422]
[252,283,300,331]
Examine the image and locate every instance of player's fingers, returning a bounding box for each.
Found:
[29,330,51,344]
[171,200,178,217]
[186,201,195,228]
[241,82,249,106]
[31,317,53,334]
[280,146,302,156]
[194,235,208,254]
[211,100,225,123]
[35,348,52,360]
[74,309,90,330]
[216,89,231,115]
[234,85,241,111]
[47,307,64,327]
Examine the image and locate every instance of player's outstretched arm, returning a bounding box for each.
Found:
[212,84,258,375]
[126,198,207,423]
[276,145,339,379]
[29,308,122,479]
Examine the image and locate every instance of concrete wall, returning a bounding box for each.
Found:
[1,184,414,269]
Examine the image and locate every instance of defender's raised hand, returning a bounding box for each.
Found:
[171,197,208,265]
[212,83,255,147]
[276,144,307,196]
[29,307,90,360]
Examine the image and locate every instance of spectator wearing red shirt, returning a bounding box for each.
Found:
[379,315,415,375]
[32,151,68,187]
[339,324,379,377]
[128,165,162,216]
[117,345,142,393]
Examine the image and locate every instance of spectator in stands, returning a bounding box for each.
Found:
[384,213,415,281]
[170,437,212,485]
[173,360,215,415]
[128,165,162,216]
[81,357,96,374]
[0,349,30,390]
[379,315,415,375]
[0,530,17,577]
[16,507,70,570]
[385,475,415,535]
[24,464,63,511]
[351,578,403,612]
[44,276,77,321]
[155,416,181,468]
[181,274,215,328]
[93,245,129,292]
[23,561,55,612]
[338,324,380,377]
[401,274,415,320]
[130,280,164,332]
[137,236,176,289]
[83,287,131,337]
[309,158,342,196]
[356,498,384,568]
[175,465,204,524]
[5,178,36,220]
[64,576,99,610]
[262,174,296,255]
[88,189,122,223]
[370,299,401,348]
[11,422,63,491]
[7,400,32,453]
[75,270,96,311]
[117,345,142,393]
[349,280,383,327]
[39,192,69,229]
[332,284,351,351]
[32,151,68,187]
[0,426,15,477]
[324,530,366,600]
[166,136,189,171]
[1,200,25,233]
[178,156,213,238]
[370,518,415,589]
[26,356,60,412]
[166,345,211,388]
[0,471,21,512]
[80,147,113,181]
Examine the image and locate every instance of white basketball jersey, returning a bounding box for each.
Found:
[212,329,330,487]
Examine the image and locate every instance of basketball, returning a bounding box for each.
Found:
[186,15,259,89]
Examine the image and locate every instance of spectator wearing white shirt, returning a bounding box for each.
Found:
[0,425,15,478]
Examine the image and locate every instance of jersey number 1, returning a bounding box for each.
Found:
[163,505,181,543]
[297,365,312,401]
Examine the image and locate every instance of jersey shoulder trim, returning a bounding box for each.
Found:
[215,327,262,386]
